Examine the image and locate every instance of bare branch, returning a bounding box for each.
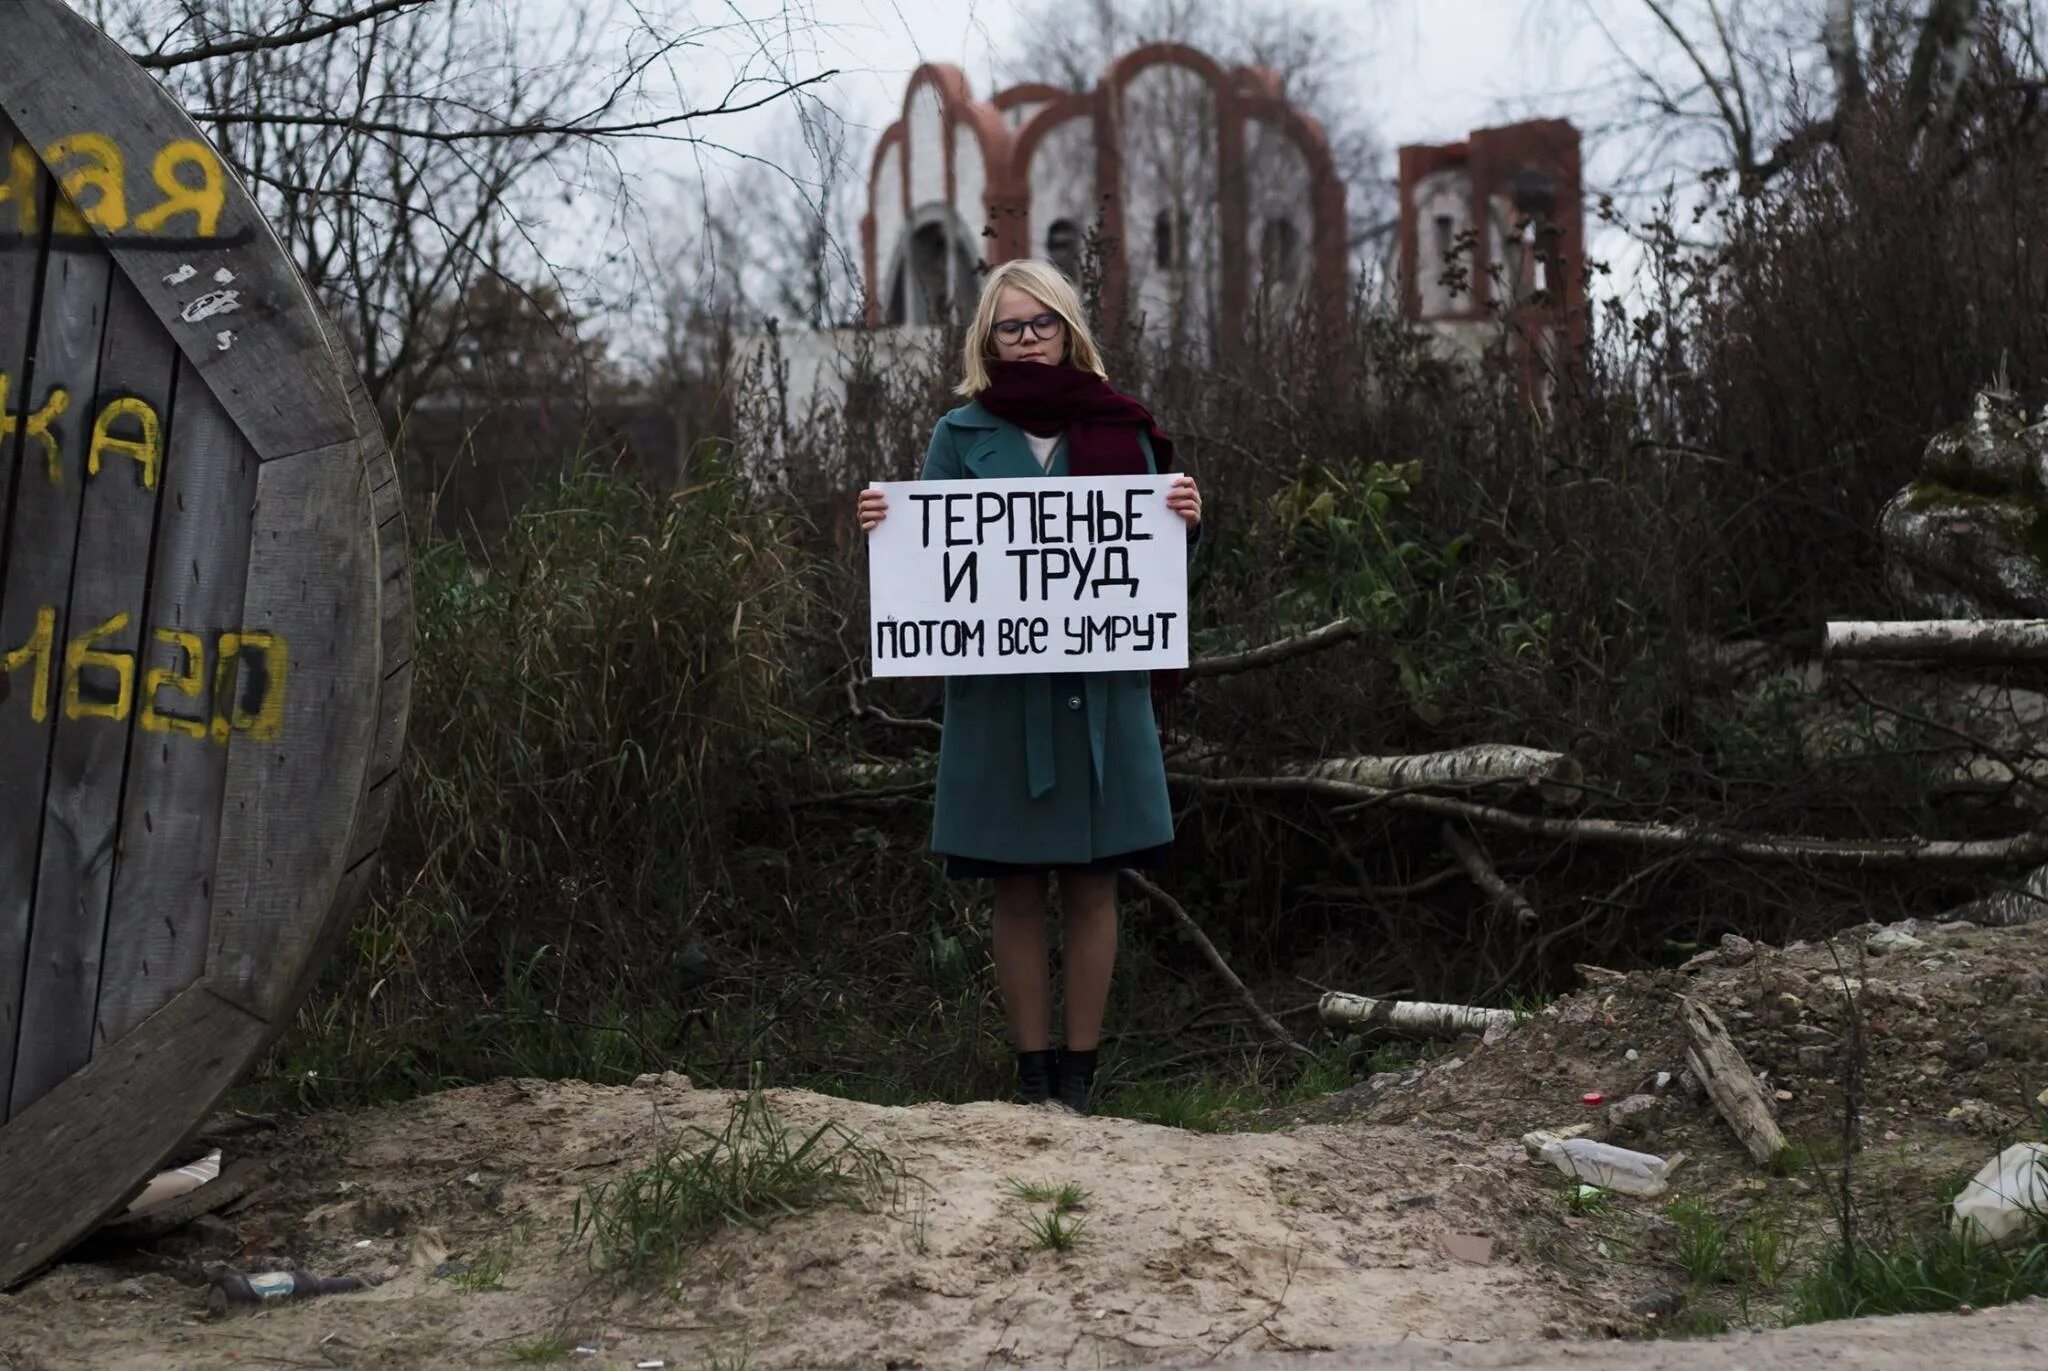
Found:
[1169,772,2048,868]
[1185,618,1363,677]
[186,71,839,144]
[1641,0,1756,172]
[133,0,431,69]
[1121,869,1314,1058]
[1440,823,1540,928]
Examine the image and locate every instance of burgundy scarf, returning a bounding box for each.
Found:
[977,360,1186,727]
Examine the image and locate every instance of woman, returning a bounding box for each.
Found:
[858,259,1202,1114]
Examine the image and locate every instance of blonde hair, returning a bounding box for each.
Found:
[956,259,1108,397]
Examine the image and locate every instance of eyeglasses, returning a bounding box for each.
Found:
[992,312,1065,344]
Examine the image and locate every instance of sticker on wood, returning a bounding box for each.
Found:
[0,0,410,1287]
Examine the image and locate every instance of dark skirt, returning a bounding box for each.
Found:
[942,842,1173,880]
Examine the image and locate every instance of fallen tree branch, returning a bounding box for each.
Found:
[1120,869,1313,1058]
[1186,618,1363,678]
[1440,823,1539,927]
[1824,620,2048,663]
[1682,997,1789,1167]
[1168,772,2048,868]
[845,677,941,737]
[1317,992,1516,1038]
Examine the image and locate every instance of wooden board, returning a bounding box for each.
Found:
[10,271,178,1113]
[0,114,48,1124]
[90,353,256,1048]
[205,438,378,1022]
[0,176,113,1115]
[0,984,270,1286]
[0,0,411,1286]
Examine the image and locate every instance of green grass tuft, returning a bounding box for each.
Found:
[1021,1207,1089,1254]
[572,1086,902,1282]
[1791,1224,2048,1323]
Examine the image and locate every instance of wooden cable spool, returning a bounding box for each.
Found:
[0,0,410,1285]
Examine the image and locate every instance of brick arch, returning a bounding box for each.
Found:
[1099,42,1246,338]
[993,82,1070,115]
[1231,65,1286,101]
[1239,93,1350,324]
[861,122,906,325]
[902,64,1021,258]
[1008,91,1099,268]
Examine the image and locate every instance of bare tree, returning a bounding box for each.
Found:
[1583,0,2037,192]
[77,1,834,412]
[1007,0,1389,252]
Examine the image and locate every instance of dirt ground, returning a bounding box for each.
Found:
[2,918,2045,1369]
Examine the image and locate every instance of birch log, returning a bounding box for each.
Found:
[1681,997,1789,1167]
[1824,620,2048,663]
[1175,741,1587,806]
[1288,746,1586,806]
[1942,863,2048,927]
[1318,992,1516,1038]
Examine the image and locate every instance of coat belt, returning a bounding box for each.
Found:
[1024,674,1112,801]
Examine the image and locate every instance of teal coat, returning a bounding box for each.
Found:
[921,401,1178,866]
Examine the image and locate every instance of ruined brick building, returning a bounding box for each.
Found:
[860,44,1350,342]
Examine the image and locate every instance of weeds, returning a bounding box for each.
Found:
[1005,1178,1090,1212]
[1021,1208,1089,1255]
[1791,1224,2048,1322]
[572,1086,903,1283]
[447,1245,513,1293]
[1666,1198,1728,1285]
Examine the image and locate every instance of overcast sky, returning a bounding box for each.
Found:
[496,0,1701,331]
[796,0,1611,155]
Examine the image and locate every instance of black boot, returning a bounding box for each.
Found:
[1014,1049,1056,1105]
[1055,1047,1097,1115]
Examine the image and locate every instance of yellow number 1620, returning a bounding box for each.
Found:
[2,606,287,744]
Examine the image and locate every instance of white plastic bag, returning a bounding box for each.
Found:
[1537,1137,1670,1197]
[1951,1142,2048,1243]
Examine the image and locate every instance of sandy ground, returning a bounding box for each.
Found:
[1203,1301,2048,1369]
[0,1075,1576,1369]
[5,917,2047,1368]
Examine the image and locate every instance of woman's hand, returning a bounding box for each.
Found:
[858,487,888,533]
[1166,474,1202,527]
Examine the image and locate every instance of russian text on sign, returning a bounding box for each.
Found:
[867,473,1187,678]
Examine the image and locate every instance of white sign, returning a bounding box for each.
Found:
[867,473,1188,677]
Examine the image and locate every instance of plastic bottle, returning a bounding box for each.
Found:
[1537,1137,1670,1197]
[207,1268,373,1313]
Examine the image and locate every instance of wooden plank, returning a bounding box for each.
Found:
[0,117,48,1115]
[91,357,257,1050]
[205,437,379,1021]
[0,184,112,1122]
[0,981,269,1287]
[268,385,410,1038]
[0,114,43,561]
[349,378,410,867]
[10,274,178,1111]
[0,0,353,463]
